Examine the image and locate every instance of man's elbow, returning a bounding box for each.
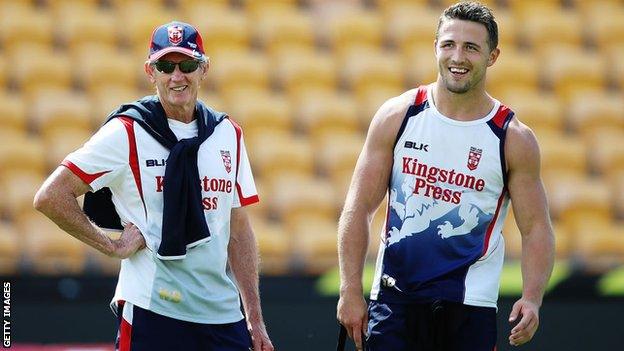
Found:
[33,185,54,215]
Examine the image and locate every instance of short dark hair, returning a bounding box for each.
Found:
[436,1,498,51]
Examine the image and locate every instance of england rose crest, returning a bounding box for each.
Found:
[167,25,183,45]
[467,147,482,171]
[220,150,232,173]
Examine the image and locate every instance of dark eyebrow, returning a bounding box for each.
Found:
[439,39,483,50]
[465,42,482,49]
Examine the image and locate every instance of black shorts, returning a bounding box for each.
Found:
[115,301,252,351]
[367,300,497,351]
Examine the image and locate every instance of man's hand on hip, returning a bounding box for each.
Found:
[111,223,146,259]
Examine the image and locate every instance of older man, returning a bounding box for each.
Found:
[34,21,273,351]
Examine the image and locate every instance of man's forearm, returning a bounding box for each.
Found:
[338,207,371,295]
[34,182,115,256]
[229,228,263,321]
[521,224,555,306]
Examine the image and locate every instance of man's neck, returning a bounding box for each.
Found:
[161,102,196,124]
[431,81,494,121]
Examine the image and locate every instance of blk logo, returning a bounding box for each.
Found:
[404,141,429,152]
[146,159,166,167]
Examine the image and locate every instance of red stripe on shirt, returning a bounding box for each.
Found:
[414,85,428,105]
[118,301,132,351]
[61,160,111,184]
[482,189,507,256]
[118,117,147,216]
[492,105,511,129]
[229,118,259,206]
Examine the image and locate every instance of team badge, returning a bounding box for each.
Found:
[220,150,232,173]
[467,147,482,171]
[167,25,184,45]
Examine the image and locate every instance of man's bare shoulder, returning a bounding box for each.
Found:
[507,117,539,148]
[365,89,418,147]
[369,89,418,134]
[505,116,541,170]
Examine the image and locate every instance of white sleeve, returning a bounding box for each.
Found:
[231,123,259,208]
[62,118,129,191]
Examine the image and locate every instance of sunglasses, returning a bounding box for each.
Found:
[152,59,202,74]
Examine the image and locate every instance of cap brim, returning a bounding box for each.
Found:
[149,47,205,61]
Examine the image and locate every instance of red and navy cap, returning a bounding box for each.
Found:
[148,21,206,62]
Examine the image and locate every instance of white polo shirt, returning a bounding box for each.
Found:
[63,114,258,323]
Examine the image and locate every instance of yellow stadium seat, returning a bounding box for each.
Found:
[519,8,582,56]
[89,86,141,128]
[355,86,404,130]
[241,0,298,18]
[325,8,383,55]
[612,173,624,218]
[19,212,87,275]
[185,4,250,55]
[266,174,336,229]
[0,56,6,89]
[0,135,46,175]
[315,131,365,210]
[252,8,315,55]
[10,46,73,95]
[571,0,623,13]
[42,128,92,170]
[252,217,291,275]
[572,221,624,269]
[547,175,612,229]
[222,88,293,137]
[340,46,404,97]
[0,223,21,275]
[0,170,45,222]
[246,132,314,180]
[587,131,624,180]
[537,131,588,180]
[293,88,359,141]
[74,46,138,94]
[566,90,624,139]
[42,0,98,12]
[553,222,573,260]
[487,49,539,97]
[81,229,122,276]
[116,2,174,56]
[28,90,92,137]
[541,46,607,100]
[55,3,118,53]
[0,92,28,134]
[373,0,428,14]
[584,6,624,53]
[197,91,225,112]
[0,5,54,54]
[209,49,270,95]
[290,215,338,274]
[503,209,570,260]
[272,48,337,97]
[314,131,364,181]
[507,0,561,20]
[493,10,519,51]
[497,88,564,135]
[607,44,624,90]
[384,3,440,56]
[176,0,229,9]
[403,43,438,87]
